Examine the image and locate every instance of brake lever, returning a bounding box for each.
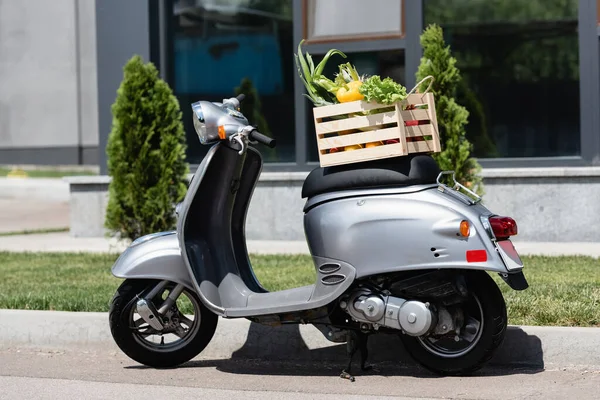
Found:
[242,125,258,145]
[232,134,247,155]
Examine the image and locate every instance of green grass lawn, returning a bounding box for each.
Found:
[0,228,70,237]
[0,252,598,327]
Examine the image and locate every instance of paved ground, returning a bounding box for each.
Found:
[0,199,69,234]
[0,178,69,234]
[0,346,599,400]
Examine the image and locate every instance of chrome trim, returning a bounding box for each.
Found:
[130,231,174,247]
[157,284,185,315]
[436,171,482,204]
[136,298,164,331]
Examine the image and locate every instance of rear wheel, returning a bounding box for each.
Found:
[399,271,507,375]
[109,279,218,368]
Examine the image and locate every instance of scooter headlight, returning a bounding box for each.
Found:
[191,100,248,144]
[192,102,212,144]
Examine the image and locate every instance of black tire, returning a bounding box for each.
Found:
[109,279,218,368]
[399,271,507,376]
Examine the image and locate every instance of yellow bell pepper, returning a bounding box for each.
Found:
[336,81,364,103]
[344,144,363,151]
[365,141,383,148]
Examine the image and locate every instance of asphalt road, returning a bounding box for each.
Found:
[1,346,599,400]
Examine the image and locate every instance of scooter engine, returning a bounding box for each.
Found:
[341,290,437,336]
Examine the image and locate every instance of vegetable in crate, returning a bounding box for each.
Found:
[295,40,347,106]
[334,63,365,103]
[359,75,408,105]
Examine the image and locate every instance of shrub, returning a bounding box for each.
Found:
[105,55,189,240]
[416,24,484,194]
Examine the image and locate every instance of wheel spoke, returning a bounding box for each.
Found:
[138,330,156,338]
[131,317,162,337]
[173,325,188,338]
[179,315,194,329]
[462,317,481,343]
[132,317,147,329]
[417,294,485,358]
[123,284,213,354]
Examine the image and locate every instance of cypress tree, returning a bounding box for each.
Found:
[416,24,483,194]
[105,55,189,240]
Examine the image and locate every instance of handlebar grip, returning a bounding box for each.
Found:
[236,93,245,103]
[250,130,276,148]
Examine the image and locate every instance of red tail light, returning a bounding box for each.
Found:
[489,216,518,240]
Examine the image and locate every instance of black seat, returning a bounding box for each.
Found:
[301,154,440,199]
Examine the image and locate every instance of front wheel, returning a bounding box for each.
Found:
[109,279,218,368]
[400,271,507,375]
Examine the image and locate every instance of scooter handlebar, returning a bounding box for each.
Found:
[249,130,276,148]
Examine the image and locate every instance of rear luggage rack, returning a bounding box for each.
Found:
[436,171,482,205]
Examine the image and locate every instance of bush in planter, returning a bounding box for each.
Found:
[416,24,484,195]
[105,55,188,241]
[234,77,277,161]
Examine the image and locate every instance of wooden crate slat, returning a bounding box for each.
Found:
[320,143,406,167]
[405,124,434,137]
[407,140,437,153]
[394,103,408,157]
[312,93,441,167]
[405,93,429,105]
[424,93,442,152]
[313,100,393,119]
[399,109,430,121]
[318,127,401,150]
[315,111,398,135]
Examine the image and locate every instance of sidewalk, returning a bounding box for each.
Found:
[2,309,600,370]
[0,231,599,257]
[0,178,69,234]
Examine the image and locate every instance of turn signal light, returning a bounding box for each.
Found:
[489,216,518,240]
[218,125,226,139]
[460,220,470,237]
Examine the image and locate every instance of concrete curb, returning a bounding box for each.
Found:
[1,309,599,369]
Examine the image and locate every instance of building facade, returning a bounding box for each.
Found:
[2,0,600,242]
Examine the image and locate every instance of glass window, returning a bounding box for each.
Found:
[305,0,404,43]
[172,0,295,164]
[424,0,580,158]
[305,50,406,162]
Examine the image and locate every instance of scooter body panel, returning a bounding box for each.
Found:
[174,142,357,318]
[111,231,195,290]
[304,186,512,278]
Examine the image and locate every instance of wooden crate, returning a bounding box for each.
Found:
[313,93,441,167]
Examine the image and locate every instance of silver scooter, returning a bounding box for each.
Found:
[108,94,528,379]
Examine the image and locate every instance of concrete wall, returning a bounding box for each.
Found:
[66,168,600,242]
[480,168,600,242]
[0,0,98,165]
[95,0,151,175]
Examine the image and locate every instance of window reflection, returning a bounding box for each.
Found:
[305,0,404,42]
[173,0,295,163]
[424,0,580,158]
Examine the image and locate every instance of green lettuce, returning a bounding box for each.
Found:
[359,75,408,105]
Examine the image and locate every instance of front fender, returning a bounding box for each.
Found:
[111,231,194,290]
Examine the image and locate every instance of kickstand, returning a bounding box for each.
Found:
[340,330,373,382]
